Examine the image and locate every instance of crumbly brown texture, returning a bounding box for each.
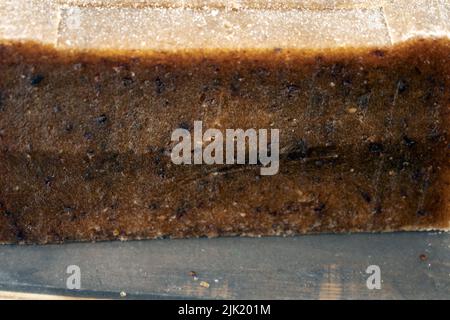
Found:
[0,1,449,243]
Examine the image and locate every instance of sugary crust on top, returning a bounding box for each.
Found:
[53,0,390,10]
[0,0,449,51]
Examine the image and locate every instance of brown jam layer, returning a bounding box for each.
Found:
[0,39,449,243]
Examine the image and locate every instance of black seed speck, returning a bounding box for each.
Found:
[373,203,382,214]
[83,169,94,181]
[397,79,408,93]
[155,77,165,94]
[371,49,385,57]
[148,202,160,210]
[16,228,25,241]
[360,191,372,203]
[427,127,441,142]
[30,74,44,86]
[314,203,326,214]
[122,77,134,86]
[212,78,221,87]
[64,206,74,213]
[4,210,13,217]
[342,79,352,96]
[343,79,352,87]
[330,63,344,77]
[287,139,309,160]
[411,169,423,182]
[402,136,417,148]
[357,93,371,110]
[368,142,383,154]
[95,114,108,125]
[416,209,428,216]
[178,122,190,130]
[286,84,300,98]
[175,203,189,218]
[65,123,74,132]
[311,92,325,109]
[414,66,422,75]
[84,132,93,140]
[230,74,241,95]
[44,176,54,186]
